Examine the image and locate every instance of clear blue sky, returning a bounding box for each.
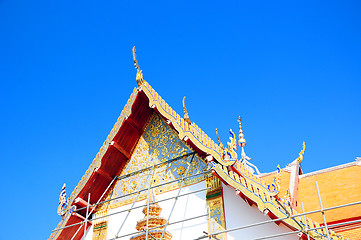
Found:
[0,0,360,239]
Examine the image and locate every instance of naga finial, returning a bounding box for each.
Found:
[267,165,281,196]
[132,46,145,86]
[216,128,224,150]
[297,141,306,164]
[182,96,191,125]
[275,165,281,191]
[57,183,68,216]
[238,116,246,147]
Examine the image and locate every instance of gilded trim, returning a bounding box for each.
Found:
[106,112,208,209]
[206,176,226,240]
[92,209,108,240]
[207,161,345,240]
[51,80,345,240]
[141,82,236,166]
[139,81,345,240]
[49,88,138,240]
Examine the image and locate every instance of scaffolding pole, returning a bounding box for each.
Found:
[251,217,361,240]
[316,181,331,239]
[159,152,196,239]
[70,222,84,240]
[52,170,211,233]
[84,193,90,236]
[83,169,210,212]
[109,213,208,240]
[93,186,210,224]
[66,176,117,239]
[74,152,198,213]
[301,202,310,240]
[145,165,155,240]
[53,181,361,238]
[142,229,157,240]
[115,164,156,238]
[197,199,361,239]
[275,198,303,229]
[53,151,361,240]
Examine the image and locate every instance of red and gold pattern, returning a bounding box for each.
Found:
[206,176,226,240]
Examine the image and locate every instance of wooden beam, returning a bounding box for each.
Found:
[126,117,142,133]
[71,212,93,225]
[110,141,131,159]
[74,197,95,212]
[95,168,113,182]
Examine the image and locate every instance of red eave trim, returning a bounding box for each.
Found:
[53,90,154,240]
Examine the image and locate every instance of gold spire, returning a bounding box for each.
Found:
[182,96,191,125]
[238,116,246,147]
[216,128,224,150]
[131,190,172,240]
[297,141,306,164]
[132,46,145,86]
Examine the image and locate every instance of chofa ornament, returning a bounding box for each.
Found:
[132,46,145,86]
[222,129,238,162]
[57,183,68,216]
[216,116,261,174]
[268,165,281,197]
[297,141,306,164]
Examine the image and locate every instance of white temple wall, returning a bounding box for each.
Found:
[81,181,298,240]
[157,182,208,240]
[83,181,207,240]
[83,225,93,240]
[222,183,298,240]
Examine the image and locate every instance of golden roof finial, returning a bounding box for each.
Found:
[182,96,191,125]
[238,116,246,147]
[57,183,68,216]
[297,141,306,164]
[132,46,145,86]
[216,128,224,150]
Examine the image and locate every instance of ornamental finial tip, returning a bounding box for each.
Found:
[183,96,191,125]
[57,183,68,216]
[238,116,246,147]
[297,141,306,164]
[132,46,145,86]
[216,128,224,150]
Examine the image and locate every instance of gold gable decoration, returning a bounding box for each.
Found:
[297,141,306,164]
[132,46,145,86]
[57,183,67,216]
[107,112,208,209]
[51,48,346,240]
[92,210,108,240]
[206,176,226,240]
[182,96,191,125]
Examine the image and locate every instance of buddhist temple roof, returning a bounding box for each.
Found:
[298,162,361,221]
[261,159,361,239]
[50,50,349,240]
[260,169,291,203]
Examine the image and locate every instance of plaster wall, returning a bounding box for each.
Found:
[83,225,93,240]
[82,181,207,240]
[222,183,298,239]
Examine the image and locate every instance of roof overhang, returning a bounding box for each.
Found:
[50,82,346,240]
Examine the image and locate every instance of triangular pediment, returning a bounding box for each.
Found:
[106,112,207,209]
[50,79,347,240]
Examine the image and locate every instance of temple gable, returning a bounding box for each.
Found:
[107,112,207,209]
